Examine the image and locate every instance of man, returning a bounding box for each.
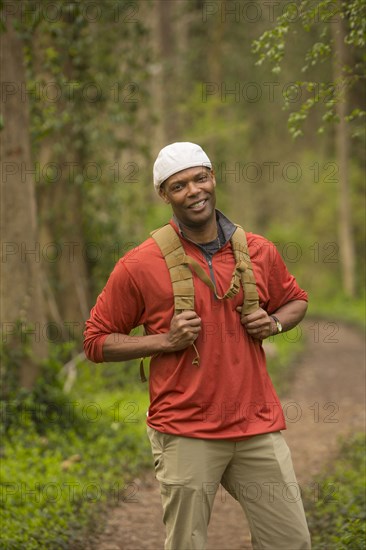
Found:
[84,142,311,550]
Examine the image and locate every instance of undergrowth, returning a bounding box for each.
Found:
[0,347,150,549]
[303,433,366,549]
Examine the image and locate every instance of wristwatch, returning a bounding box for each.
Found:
[270,315,283,334]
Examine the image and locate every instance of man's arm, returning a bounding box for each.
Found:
[102,311,201,362]
[237,300,308,340]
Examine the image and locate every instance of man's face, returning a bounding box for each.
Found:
[159,166,216,229]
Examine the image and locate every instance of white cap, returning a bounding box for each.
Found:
[153,142,212,193]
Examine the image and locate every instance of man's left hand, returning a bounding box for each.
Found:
[236,307,274,340]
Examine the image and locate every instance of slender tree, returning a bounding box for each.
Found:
[252,0,364,296]
[331,4,356,296]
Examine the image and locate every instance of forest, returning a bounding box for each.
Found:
[0,0,365,548]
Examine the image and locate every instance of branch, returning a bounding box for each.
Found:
[62,351,86,393]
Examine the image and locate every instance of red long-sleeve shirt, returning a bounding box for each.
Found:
[84,220,307,439]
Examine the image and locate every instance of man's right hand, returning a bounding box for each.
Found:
[102,311,201,362]
[163,311,201,352]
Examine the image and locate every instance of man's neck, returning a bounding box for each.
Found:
[177,217,218,244]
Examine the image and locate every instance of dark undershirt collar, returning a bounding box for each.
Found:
[173,210,236,256]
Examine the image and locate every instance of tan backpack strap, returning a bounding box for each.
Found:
[151,225,200,368]
[152,225,251,305]
[183,255,245,300]
[231,226,259,317]
[147,223,259,378]
[151,225,195,312]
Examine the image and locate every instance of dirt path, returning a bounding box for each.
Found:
[83,320,365,550]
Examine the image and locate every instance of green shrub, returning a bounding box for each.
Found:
[266,325,306,395]
[304,433,366,550]
[0,350,151,549]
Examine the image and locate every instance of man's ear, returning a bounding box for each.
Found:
[159,185,170,204]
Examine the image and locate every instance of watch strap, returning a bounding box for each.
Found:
[270,315,283,334]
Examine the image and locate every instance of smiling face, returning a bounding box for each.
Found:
[159,166,217,232]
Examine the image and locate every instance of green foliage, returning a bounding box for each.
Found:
[0,351,150,549]
[252,0,366,138]
[266,326,306,395]
[303,433,366,549]
[13,0,153,298]
[263,147,365,303]
[0,321,29,399]
[17,0,150,147]
[2,4,365,544]
[344,0,366,47]
[308,292,365,327]
[1,341,78,435]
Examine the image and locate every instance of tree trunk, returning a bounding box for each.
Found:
[33,11,91,340]
[331,5,356,297]
[37,141,90,340]
[0,2,47,389]
[157,0,178,142]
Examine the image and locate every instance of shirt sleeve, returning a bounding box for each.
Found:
[266,244,308,314]
[83,259,144,363]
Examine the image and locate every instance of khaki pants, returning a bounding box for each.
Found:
[147,427,311,550]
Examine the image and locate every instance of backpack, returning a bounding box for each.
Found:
[139,223,259,381]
